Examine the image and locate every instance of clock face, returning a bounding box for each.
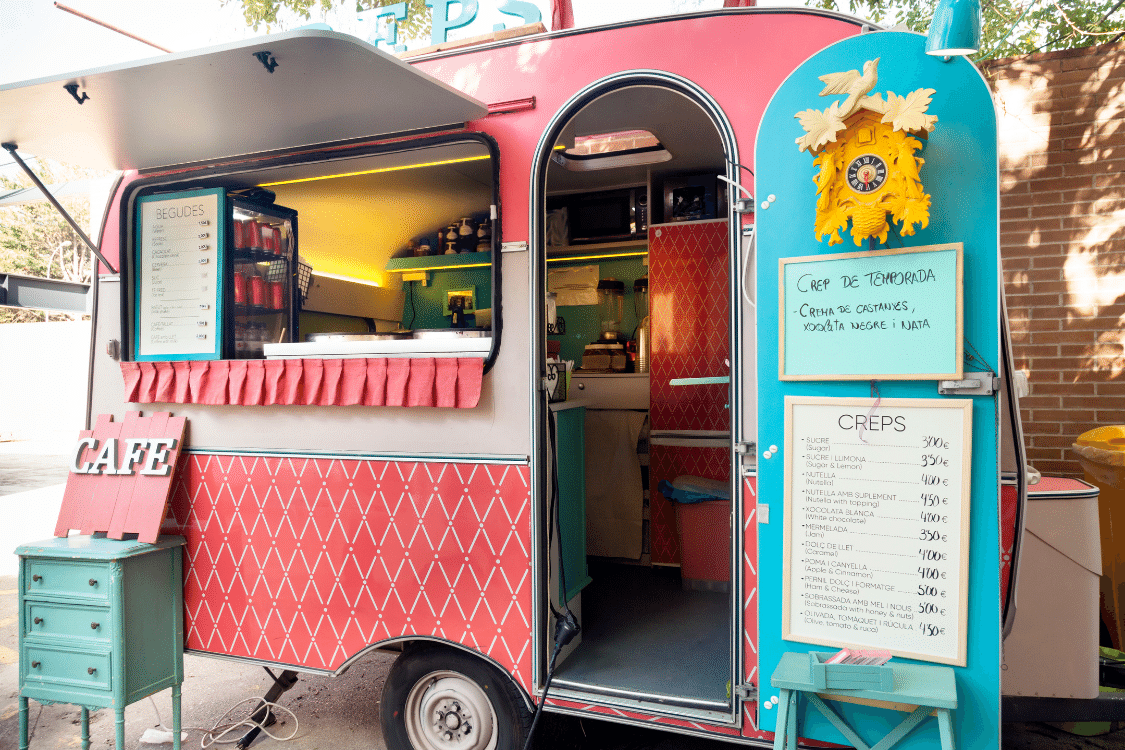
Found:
[846,154,888,193]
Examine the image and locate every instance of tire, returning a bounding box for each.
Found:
[381,645,533,750]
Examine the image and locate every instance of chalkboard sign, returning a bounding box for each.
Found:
[782,396,972,667]
[779,244,962,380]
[135,188,226,361]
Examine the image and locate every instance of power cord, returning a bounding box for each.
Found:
[142,694,299,748]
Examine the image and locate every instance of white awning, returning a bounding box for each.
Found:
[0,29,487,172]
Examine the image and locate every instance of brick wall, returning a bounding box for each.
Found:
[982,42,1125,477]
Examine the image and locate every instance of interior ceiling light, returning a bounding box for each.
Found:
[258,154,490,187]
[552,129,672,172]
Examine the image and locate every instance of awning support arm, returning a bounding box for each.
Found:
[1,142,118,274]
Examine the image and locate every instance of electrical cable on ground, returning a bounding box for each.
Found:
[142,695,299,748]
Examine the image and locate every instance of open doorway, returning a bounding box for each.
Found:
[537,81,739,717]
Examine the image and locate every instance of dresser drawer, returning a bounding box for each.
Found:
[25,601,111,643]
[23,643,111,692]
[25,560,110,602]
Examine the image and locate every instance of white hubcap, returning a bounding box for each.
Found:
[405,670,497,750]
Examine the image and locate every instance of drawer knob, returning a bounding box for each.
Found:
[578,383,585,390]
[87,667,96,675]
[91,622,100,630]
[31,661,40,669]
[88,579,97,587]
[32,574,41,582]
[33,617,42,625]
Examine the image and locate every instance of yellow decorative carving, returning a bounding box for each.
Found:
[795,59,936,246]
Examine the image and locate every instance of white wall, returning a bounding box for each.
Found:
[0,321,90,442]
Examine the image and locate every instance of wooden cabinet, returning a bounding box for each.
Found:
[17,536,185,750]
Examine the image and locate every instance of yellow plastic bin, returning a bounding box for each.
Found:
[1074,426,1125,649]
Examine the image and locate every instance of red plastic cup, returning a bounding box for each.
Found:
[251,275,266,307]
[233,220,248,250]
[270,281,284,310]
[233,272,247,304]
[250,221,264,251]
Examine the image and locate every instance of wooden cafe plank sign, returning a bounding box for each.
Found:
[56,412,186,543]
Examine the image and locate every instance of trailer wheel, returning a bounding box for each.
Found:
[381,646,532,750]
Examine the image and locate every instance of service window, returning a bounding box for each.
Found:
[124,135,501,372]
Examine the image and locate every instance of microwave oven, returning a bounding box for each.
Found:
[547,188,648,244]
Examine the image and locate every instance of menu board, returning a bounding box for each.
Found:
[135,189,225,360]
[782,396,972,666]
[779,244,962,380]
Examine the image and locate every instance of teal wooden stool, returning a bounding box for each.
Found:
[769,652,957,750]
[16,536,185,750]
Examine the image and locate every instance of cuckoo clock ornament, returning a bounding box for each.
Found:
[795,58,938,246]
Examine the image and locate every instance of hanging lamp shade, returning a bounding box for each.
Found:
[925,0,982,56]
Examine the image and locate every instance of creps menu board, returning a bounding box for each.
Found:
[782,396,972,666]
[135,188,225,360]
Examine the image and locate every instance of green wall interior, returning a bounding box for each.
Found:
[550,257,648,364]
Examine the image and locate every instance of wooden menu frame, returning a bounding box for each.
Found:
[779,243,963,381]
[781,396,972,667]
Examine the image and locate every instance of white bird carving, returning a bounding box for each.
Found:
[817,58,880,120]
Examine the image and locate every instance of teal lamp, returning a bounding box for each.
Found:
[925,0,982,56]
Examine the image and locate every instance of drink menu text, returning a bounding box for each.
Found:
[136,190,222,359]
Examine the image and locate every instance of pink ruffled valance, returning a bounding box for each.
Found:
[121,357,483,408]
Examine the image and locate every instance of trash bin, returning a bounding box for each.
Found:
[659,476,731,593]
[1074,426,1125,649]
[1001,476,1101,699]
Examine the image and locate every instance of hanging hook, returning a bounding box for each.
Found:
[63,83,89,105]
[253,51,279,73]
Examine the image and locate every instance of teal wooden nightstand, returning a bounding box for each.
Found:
[16,535,185,750]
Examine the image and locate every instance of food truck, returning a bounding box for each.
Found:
[1,7,1035,750]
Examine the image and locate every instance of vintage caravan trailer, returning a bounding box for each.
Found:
[1,7,1027,750]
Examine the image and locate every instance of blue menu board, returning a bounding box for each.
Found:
[779,244,962,380]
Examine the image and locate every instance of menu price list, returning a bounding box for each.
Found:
[784,397,971,666]
[137,190,222,358]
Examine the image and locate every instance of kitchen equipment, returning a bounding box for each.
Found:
[306,331,413,342]
[546,187,647,244]
[634,276,650,373]
[457,217,476,253]
[581,342,627,372]
[596,278,625,341]
[546,291,558,333]
[476,217,492,251]
[444,223,459,254]
[411,327,489,339]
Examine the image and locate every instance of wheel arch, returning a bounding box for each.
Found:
[336,636,534,712]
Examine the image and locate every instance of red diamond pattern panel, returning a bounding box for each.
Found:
[164,453,533,693]
[741,476,769,740]
[649,220,730,434]
[649,445,730,566]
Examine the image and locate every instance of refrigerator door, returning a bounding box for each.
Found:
[648,219,731,566]
[648,219,731,433]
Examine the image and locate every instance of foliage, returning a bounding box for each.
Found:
[813,0,1125,60]
[227,0,432,40]
[0,161,97,323]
